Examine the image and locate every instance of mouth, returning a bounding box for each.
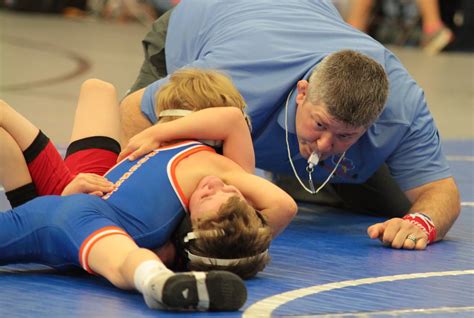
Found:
[300,145,320,160]
[298,143,311,158]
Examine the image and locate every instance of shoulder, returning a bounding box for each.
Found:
[178,150,244,181]
[372,50,427,127]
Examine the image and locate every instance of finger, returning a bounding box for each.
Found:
[381,221,402,247]
[81,174,115,187]
[129,145,151,161]
[89,191,104,196]
[93,184,115,192]
[391,229,412,249]
[414,236,428,250]
[79,179,115,193]
[92,175,115,186]
[96,180,116,190]
[402,235,417,250]
[367,223,383,239]
[117,150,131,162]
[128,152,137,161]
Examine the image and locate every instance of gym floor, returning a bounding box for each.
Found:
[1,10,473,317]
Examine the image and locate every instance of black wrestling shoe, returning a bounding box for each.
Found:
[149,271,247,311]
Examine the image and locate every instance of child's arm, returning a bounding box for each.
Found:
[119,88,153,148]
[222,169,298,237]
[119,107,255,173]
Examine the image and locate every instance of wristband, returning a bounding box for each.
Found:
[403,212,437,244]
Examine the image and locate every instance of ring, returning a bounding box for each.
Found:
[406,234,417,243]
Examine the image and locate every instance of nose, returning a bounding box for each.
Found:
[316,133,333,153]
[206,177,225,189]
[203,178,227,197]
[220,184,238,193]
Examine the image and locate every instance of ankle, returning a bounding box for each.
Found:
[134,260,173,293]
[423,21,444,35]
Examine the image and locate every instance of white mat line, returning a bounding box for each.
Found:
[300,306,474,317]
[243,270,474,317]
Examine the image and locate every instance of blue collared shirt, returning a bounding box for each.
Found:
[141,0,450,191]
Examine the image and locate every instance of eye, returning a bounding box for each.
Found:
[314,122,325,130]
[337,134,353,140]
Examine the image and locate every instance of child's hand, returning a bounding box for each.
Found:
[118,126,161,162]
[61,173,116,196]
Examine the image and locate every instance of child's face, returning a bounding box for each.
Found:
[189,176,245,220]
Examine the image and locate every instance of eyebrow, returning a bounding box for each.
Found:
[201,196,214,203]
[314,115,358,136]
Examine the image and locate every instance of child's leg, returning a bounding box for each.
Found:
[417,0,444,32]
[417,0,453,54]
[0,195,75,265]
[70,79,121,143]
[0,128,38,207]
[0,100,70,201]
[346,0,375,32]
[65,79,121,176]
[0,99,40,151]
[88,234,247,311]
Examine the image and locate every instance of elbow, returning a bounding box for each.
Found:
[283,196,298,221]
[268,197,298,238]
[225,107,249,126]
[454,188,462,219]
[451,179,462,219]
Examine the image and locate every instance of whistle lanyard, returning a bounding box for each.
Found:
[284,90,345,194]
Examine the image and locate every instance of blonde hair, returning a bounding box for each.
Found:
[155,68,247,123]
[187,196,272,279]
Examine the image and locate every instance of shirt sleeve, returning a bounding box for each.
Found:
[386,93,451,191]
[141,77,170,123]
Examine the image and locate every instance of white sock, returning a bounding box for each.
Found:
[134,260,174,309]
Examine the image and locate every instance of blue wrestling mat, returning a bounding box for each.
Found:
[1,140,473,317]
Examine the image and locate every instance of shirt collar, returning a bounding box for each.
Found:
[277,88,298,133]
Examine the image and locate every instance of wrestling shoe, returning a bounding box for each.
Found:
[144,271,247,311]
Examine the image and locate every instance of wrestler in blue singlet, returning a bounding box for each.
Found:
[0,141,214,272]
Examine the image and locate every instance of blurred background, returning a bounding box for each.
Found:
[0,0,473,145]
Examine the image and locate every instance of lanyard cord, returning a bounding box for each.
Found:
[284,89,345,195]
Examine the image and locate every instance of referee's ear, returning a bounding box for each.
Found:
[296,80,309,105]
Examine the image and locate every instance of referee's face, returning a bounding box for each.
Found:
[295,99,365,161]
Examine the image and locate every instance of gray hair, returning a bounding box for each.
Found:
[307,50,389,127]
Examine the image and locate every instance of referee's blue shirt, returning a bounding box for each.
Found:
[141,0,450,191]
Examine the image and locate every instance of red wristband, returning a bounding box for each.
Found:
[402,213,437,244]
